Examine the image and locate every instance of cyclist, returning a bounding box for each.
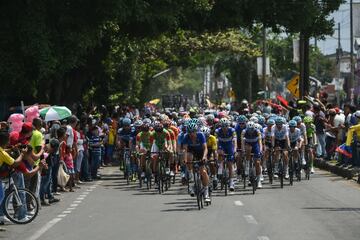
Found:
[163,120,176,177]
[241,121,263,188]
[304,116,317,174]
[201,126,218,188]
[117,118,136,176]
[263,119,275,173]
[288,120,304,166]
[272,117,290,179]
[293,116,307,165]
[216,118,237,191]
[150,122,171,182]
[235,115,247,178]
[135,120,152,180]
[183,122,210,202]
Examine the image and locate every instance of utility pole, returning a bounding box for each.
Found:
[262,26,267,93]
[337,22,342,79]
[299,32,310,99]
[350,0,355,103]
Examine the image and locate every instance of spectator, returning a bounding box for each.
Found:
[313,103,327,158]
[89,126,102,180]
[325,109,338,160]
[75,122,85,184]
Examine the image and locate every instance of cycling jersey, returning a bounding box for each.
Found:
[136,131,152,150]
[241,128,262,158]
[271,125,288,140]
[150,129,171,150]
[242,128,261,143]
[298,123,306,136]
[118,127,136,147]
[206,135,217,150]
[235,124,246,146]
[215,127,236,161]
[288,128,302,143]
[306,123,315,138]
[183,132,206,154]
[263,126,273,143]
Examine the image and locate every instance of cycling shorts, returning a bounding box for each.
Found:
[245,142,262,159]
[218,144,234,162]
[275,139,287,149]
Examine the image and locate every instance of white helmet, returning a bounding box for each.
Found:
[355,110,360,118]
[246,121,255,129]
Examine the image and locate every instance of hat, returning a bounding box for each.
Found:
[21,122,33,133]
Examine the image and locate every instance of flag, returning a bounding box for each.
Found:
[276,95,289,107]
[336,144,352,158]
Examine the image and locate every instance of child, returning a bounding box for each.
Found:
[64,146,75,192]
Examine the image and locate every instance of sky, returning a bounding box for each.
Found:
[318,0,357,55]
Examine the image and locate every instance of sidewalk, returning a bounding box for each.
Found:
[314,158,360,183]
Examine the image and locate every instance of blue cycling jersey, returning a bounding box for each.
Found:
[118,127,136,145]
[243,128,261,143]
[215,127,236,146]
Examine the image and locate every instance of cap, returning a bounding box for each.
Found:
[21,122,33,133]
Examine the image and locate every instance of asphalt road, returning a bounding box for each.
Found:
[2,167,360,240]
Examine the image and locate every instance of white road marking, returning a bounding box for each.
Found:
[70,204,78,207]
[62,210,72,214]
[73,200,82,204]
[82,192,90,195]
[234,200,244,206]
[77,197,85,200]
[27,217,62,240]
[244,215,258,224]
[79,194,87,197]
[57,214,67,218]
[258,236,270,240]
[89,186,97,189]
[86,189,93,192]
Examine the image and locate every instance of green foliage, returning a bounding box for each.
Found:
[0,0,343,107]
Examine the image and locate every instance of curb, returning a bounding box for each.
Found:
[314,158,360,182]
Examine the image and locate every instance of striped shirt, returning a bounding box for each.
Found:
[89,136,102,154]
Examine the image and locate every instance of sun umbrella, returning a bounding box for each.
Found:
[39,106,72,121]
[149,98,160,105]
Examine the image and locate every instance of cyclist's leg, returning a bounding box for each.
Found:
[245,143,252,176]
[217,148,225,175]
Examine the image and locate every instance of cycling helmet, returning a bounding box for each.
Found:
[122,118,131,127]
[275,117,284,125]
[355,110,360,118]
[258,116,265,125]
[134,120,143,128]
[213,118,219,124]
[255,123,262,131]
[263,113,270,119]
[246,121,255,129]
[200,126,210,136]
[237,115,247,124]
[289,120,297,127]
[249,116,259,123]
[143,118,152,125]
[154,122,164,132]
[218,112,226,119]
[198,117,207,127]
[187,122,198,132]
[303,116,313,124]
[206,114,215,122]
[219,118,230,127]
[292,116,302,123]
[267,119,275,125]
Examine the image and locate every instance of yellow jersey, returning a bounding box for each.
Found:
[207,135,217,150]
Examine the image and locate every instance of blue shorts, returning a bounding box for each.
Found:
[218,144,235,162]
[245,142,262,159]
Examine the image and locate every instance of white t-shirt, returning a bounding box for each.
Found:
[66,125,74,147]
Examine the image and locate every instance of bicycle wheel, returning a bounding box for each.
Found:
[242,160,247,189]
[289,156,294,186]
[267,154,273,185]
[194,172,201,210]
[279,160,284,189]
[145,161,152,190]
[223,168,228,196]
[4,188,39,224]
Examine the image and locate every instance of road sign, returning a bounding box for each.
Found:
[286,74,300,98]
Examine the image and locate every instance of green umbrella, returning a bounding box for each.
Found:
[39,106,72,121]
